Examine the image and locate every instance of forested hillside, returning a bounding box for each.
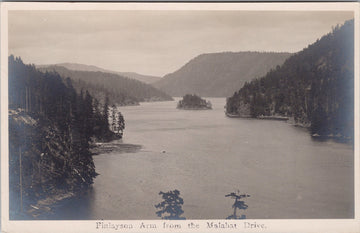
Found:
[154,51,291,97]
[38,65,172,106]
[117,72,162,84]
[8,56,121,218]
[38,63,162,84]
[226,20,354,139]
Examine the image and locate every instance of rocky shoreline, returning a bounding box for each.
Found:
[16,140,142,219]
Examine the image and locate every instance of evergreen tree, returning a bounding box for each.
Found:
[155,190,185,220]
[225,191,250,219]
[8,56,121,218]
[84,91,94,141]
[103,96,110,132]
[111,104,117,132]
[117,111,125,138]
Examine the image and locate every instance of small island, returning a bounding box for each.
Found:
[177,94,212,110]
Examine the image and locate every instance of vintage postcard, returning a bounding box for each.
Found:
[1,2,359,233]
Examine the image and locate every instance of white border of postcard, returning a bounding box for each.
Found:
[1,2,359,233]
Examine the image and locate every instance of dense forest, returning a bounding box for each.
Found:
[38,65,173,106]
[154,51,291,97]
[226,20,354,139]
[8,56,123,218]
[177,94,212,110]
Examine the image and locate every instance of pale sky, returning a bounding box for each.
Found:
[9,10,353,76]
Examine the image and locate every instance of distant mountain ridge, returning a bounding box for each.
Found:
[38,65,173,106]
[153,51,292,97]
[37,63,162,84]
[117,72,162,84]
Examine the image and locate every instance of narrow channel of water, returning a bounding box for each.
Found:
[55,98,354,219]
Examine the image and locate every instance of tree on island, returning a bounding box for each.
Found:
[155,190,186,220]
[177,94,212,110]
[225,191,250,219]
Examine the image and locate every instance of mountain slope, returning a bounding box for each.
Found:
[38,62,109,72]
[153,51,292,97]
[117,72,162,84]
[38,63,162,84]
[226,19,354,139]
[9,56,105,218]
[38,65,173,106]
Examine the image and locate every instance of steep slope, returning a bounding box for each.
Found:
[38,63,162,84]
[9,56,106,219]
[153,51,292,97]
[38,66,173,106]
[226,19,354,139]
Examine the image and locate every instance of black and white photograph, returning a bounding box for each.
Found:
[1,2,359,233]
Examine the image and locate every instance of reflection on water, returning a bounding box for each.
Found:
[55,98,354,219]
[311,135,354,145]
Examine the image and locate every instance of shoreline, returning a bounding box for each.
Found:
[91,140,142,155]
[12,138,140,220]
[225,111,353,144]
[12,188,88,220]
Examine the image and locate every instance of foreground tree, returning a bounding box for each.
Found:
[225,191,250,219]
[155,190,186,220]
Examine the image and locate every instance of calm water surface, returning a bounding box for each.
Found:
[58,98,354,219]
